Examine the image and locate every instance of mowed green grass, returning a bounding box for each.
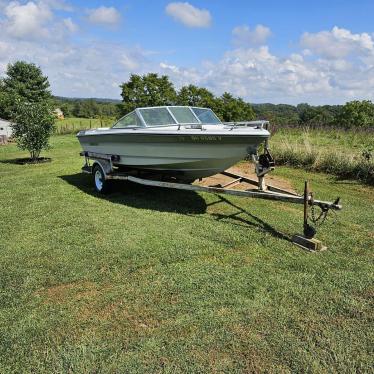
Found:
[0,135,373,373]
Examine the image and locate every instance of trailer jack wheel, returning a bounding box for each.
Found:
[93,164,111,194]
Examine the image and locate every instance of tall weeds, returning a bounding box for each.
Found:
[272,131,374,185]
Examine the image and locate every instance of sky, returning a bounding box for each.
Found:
[0,0,374,104]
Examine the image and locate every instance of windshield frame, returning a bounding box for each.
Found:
[112,106,222,129]
[168,106,201,124]
[112,110,145,129]
[191,107,222,124]
[137,107,177,127]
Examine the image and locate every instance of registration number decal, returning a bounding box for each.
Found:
[190,135,222,141]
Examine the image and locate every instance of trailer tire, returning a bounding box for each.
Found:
[92,164,111,194]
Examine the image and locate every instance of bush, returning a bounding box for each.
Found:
[11,101,55,161]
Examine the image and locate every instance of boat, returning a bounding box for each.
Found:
[77,106,270,181]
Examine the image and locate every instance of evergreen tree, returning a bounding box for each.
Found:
[1,61,51,119]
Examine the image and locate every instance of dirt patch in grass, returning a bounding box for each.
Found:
[358,287,374,302]
[35,284,160,345]
[207,349,234,372]
[97,302,160,330]
[35,281,101,305]
[36,281,161,332]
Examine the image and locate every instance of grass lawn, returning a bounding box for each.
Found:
[0,135,373,373]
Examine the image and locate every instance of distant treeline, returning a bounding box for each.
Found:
[252,103,340,127]
[53,97,121,118]
[54,73,374,129]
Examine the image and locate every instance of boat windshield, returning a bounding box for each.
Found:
[192,108,221,124]
[139,108,176,126]
[169,107,199,124]
[112,111,143,128]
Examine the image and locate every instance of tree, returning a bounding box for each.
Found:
[253,103,299,126]
[120,73,177,114]
[334,100,374,129]
[298,105,328,127]
[59,102,71,117]
[1,61,52,119]
[11,101,55,161]
[74,99,100,118]
[216,92,255,122]
[0,81,7,118]
[177,85,216,107]
[1,61,54,160]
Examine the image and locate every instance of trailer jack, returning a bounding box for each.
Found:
[291,181,338,251]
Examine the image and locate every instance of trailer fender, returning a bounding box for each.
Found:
[92,159,112,177]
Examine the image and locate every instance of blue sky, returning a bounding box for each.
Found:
[1,0,374,104]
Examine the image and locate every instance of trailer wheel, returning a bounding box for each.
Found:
[92,164,111,194]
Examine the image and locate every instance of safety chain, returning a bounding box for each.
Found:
[308,193,332,227]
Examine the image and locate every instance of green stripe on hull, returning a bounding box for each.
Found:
[78,133,268,145]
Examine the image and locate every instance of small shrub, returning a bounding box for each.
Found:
[11,101,55,161]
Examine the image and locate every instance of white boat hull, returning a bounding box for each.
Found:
[78,127,270,180]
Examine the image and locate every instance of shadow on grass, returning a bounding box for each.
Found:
[208,195,292,242]
[0,159,22,165]
[60,172,291,242]
[0,157,51,165]
[59,172,207,215]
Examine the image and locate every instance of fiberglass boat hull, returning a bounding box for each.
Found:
[77,131,269,180]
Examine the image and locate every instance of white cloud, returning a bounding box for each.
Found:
[160,62,200,87]
[120,48,149,71]
[0,8,373,105]
[87,6,121,26]
[160,42,374,104]
[0,2,148,98]
[121,54,139,71]
[232,24,271,46]
[63,17,77,33]
[0,41,11,58]
[301,26,374,59]
[160,62,179,73]
[165,2,211,28]
[0,36,155,98]
[3,1,53,39]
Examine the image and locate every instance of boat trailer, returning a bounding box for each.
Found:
[80,150,342,251]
